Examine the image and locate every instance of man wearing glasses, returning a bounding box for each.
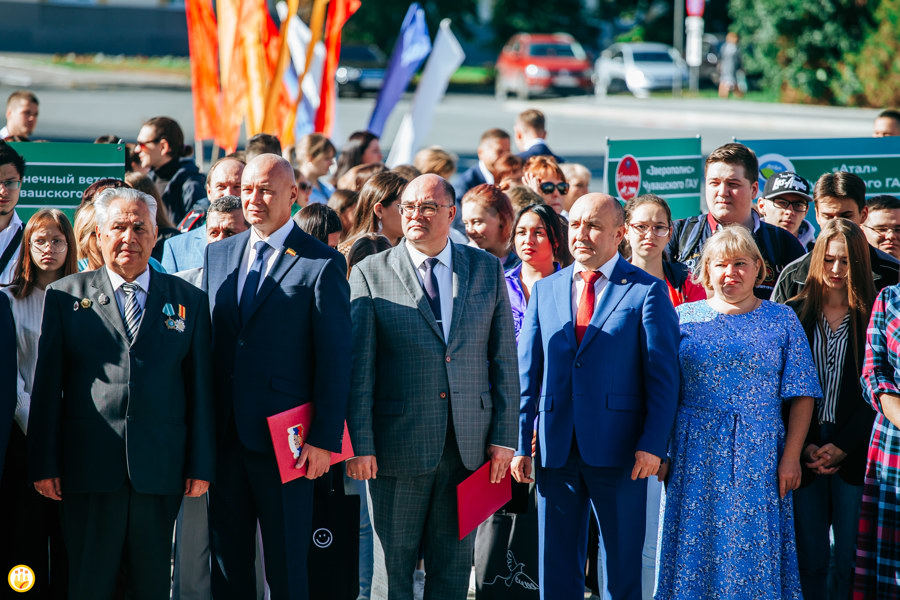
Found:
[0,141,25,284]
[348,174,518,599]
[862,195,900,260]
[757,171,817,251]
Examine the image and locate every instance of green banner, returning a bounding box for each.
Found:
[8,142,126,222]
[605,137,702,220]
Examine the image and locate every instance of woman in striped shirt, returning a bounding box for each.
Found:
[786,218,875,600]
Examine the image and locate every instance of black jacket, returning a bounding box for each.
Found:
[150,158,208,225]
[666,214,806,300]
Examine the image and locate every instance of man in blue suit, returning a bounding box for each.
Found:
[512,193,679,600]
[204,153,351,600]
[514,109,563,163]
[162,156,244,274]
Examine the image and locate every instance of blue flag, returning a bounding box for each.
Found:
[367,3,431,138]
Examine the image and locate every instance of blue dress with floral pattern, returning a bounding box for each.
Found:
[655,300,821,600]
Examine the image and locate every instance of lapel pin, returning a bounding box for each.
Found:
[621,278,627,284]
[98,293,110,305]
[80,298,92,308]
[285,247,297,257]
[73,301,79,311]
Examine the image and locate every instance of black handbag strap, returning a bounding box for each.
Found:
[0,226,23,276]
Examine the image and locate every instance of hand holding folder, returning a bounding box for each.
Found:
[266,403,354,484]
[456,462,512,540]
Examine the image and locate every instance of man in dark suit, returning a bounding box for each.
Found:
[348,174,519,599]
[512,193,680,600]
[514,109,563,163]
[454,128,511,200]
[204,153,351,600]
[28,187,215,600]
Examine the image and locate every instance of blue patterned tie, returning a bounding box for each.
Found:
[121,281,143,343]
[422,257,442,335]
[240,241,271,323]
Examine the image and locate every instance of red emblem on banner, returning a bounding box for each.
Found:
[615,154,642,201]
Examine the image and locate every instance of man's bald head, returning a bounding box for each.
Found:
[207,157,245,201]
[400,174,457,256]
[241,153,298,236]
[568,193,626,270]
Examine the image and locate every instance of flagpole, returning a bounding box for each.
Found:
[281,0,329,143]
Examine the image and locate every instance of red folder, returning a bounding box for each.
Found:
[456,462,512,540]
[266,403,354,484]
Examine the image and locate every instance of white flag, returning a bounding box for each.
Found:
[277,2,326,141]
[386,19,465,167]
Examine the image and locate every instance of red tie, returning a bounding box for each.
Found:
[576,271,601,345]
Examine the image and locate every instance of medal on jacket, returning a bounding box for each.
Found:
[162,303,186,333]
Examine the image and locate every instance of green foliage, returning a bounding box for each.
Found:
[848,0,900,107]
[342,0,479,53]
[489,0,596,48]
[728,0,872,104]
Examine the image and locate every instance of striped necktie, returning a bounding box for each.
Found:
[121,281,143,343]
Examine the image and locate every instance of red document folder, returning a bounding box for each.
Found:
[456,462,512,540]
[266,403,354,484]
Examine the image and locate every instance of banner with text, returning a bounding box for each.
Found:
[738,136,900,197]
[9,142,126,222]
[605,137,702,220]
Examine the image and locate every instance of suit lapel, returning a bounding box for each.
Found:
[245,225,305,322]
[390,244,444,342]
[134,271,166,346]
[446,243,469,344]
[577,257,633,353]
[554,264,577,348]
[90,268,130,343]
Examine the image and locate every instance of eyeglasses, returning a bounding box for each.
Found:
[30,239,68,253]
[297,182,312,192]
[398,203,451,217]
[134,138,161,151]
[864,224,900,238]
[629,223,671,237]
[0,179,22,191]
[539,181,570,195]
[768,197,809,213]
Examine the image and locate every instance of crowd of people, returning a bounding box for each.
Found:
[3,88,900,600]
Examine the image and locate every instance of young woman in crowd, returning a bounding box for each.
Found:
[296,133,337,204]
[339,171,408,253]
[624,194,706,307]
[522,156,568,214]
[333,131,383,187]
[461,184,518,270]
[657,226,820,600]
[785,218,875,600]
[294,203,343,249]
[0,209,78,597]
[328,189,359,244]
[337,163,390,193]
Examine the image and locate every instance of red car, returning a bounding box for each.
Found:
[495,33,593,100]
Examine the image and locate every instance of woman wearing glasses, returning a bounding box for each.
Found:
[522,156,568,214]
[0,208,77,597]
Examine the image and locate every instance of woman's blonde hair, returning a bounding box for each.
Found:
[693,225,765,290]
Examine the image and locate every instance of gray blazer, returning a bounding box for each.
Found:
[348,241,518,477]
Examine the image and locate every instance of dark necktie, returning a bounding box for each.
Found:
[576,270,601,345]
[121,281,143,343]
[240,240,271,322]
[422,257,443,335]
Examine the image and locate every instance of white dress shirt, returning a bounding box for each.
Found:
[107,266,151,324]
[0,211,23,285]
[571,253,621,320]
[478,160,495,185]
[406,239,454,343]
[237,219,295,302]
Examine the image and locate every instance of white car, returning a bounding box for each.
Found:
[593,42,688,98]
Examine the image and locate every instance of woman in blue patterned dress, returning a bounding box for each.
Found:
[656,225,821,600]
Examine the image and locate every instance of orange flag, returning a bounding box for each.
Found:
[315,0,361,136]
[185,0,220,141]
[260,9,294,137]
[216,0,247,152]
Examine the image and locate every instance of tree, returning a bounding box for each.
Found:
[342,0,479,53]
[849,0,900,107]
[490,0,595,48]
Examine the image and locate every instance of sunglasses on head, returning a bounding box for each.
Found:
[540,181,569,195]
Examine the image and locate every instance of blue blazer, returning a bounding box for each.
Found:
[518,142,564,164]
[454,164,488,201]
[161,227,207,274]
[203,223,351,454]
[517,256,679,469]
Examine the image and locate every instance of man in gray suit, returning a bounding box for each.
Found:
[348,174,518,599]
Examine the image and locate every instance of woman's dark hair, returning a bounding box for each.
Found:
[333,131,379,185]
[294,203,342,246]
[514,203,573,267]
[346,233,393,275]
[143,116,192,159]
[346,171,408,239]
[7,209,78,299]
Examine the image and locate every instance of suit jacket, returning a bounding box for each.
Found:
[454,165,488,201]
[204,224,351,454]
[348,242,519,477]
[161,226,207,274]
[517,142,564,164]
[27,269,215,495]
[517,256,680,469]
[0,292,15,482]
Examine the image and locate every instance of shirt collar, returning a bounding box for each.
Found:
[706,210,760,233]
[573,253,620,282]
[477,160,495,185]
[106,265,151,293]
[406,238,453,270]
[526,138,547,151]
[249,218,294,251]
